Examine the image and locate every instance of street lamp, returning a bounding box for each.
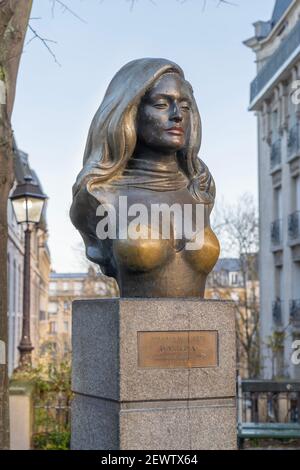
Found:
[10,176,47,368]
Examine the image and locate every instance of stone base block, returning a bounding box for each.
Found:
[71,298,237,450]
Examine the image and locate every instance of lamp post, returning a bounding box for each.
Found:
[10,176,47,368]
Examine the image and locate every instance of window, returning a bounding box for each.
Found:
[291,176,299,213]
[74,282,82,294]
[271,109,279,141]
[274,187,282,220]
[13,260,16,312]
[63,282,69,291]
[48,302,58,314]
[39,311,47,321]
[292,263,300,304]
[18,265,22,313]
[96,282,106,294]
[17,317,21,343]
[63,301,70,311]
[64,321,69,333]
[230,272,239,286]
[275,267,283,300]
[289,81,297,128]
[49,322,57,334]
[49,282,56,292]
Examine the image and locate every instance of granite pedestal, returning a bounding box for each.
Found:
[71,298,237,450]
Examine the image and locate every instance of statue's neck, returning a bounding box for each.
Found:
[131,144,179,172]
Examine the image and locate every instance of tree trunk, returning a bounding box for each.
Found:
[0,0,32,450]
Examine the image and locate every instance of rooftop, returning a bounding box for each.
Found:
[271,0,294,28]
[213,258,241,273]
[50,272,88,279]
[247,0,300,108]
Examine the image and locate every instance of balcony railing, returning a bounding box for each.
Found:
[288,211,300,240]
[288,123,300,160]
[250,20,300,104]
[272,300,283,327]
[271,219,282,246]
[270,139,282,170]
[290,300,300,326]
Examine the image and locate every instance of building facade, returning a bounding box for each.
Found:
[7,147,51,375]
[206,258,244,293]
[245,0,300,378]
[39,267,117,364]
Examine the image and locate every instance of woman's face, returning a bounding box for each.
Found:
[137,73,192,153]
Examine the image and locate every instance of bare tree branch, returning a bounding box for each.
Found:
[26,0,89,65]
[27,25,61,66]
[49,0,87,23]
[208,194,260,378]
[111,0,237,11]
[217,0,237,6]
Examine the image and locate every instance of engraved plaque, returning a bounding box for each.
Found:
[138,331,218,369]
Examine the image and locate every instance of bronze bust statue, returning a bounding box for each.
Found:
[70,58,220,298]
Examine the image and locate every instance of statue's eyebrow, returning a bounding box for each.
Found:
[147,92,192,103]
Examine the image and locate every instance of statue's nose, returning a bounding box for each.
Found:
[172,114,183,123]
[170,103,183,122]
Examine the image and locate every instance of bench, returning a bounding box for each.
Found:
[238,422,300,449]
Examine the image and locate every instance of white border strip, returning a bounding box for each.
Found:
[0,340,6,365]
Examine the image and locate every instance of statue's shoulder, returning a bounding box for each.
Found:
[87,182,120,206]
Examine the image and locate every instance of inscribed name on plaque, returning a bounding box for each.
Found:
[138,331,218,369]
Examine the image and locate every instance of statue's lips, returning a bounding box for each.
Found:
[165,127,184,136]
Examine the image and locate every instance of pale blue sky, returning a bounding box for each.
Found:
[12,0,275,271]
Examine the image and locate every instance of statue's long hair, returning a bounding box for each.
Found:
[72,58,215,205]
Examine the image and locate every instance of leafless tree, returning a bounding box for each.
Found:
[210,194,260,378]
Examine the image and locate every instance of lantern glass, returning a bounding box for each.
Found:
[12,196,45,224]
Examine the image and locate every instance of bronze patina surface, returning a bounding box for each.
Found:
[137,330,218,369]
[70,58,220,297]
